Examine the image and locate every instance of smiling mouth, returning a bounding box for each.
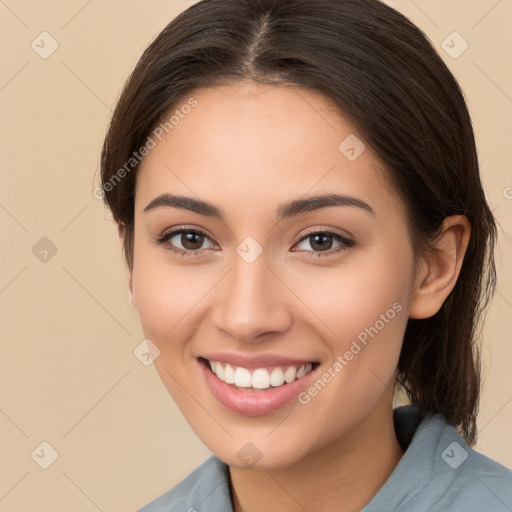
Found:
[199,357,320,391]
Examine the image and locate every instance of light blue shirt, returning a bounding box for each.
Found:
[138,405,512,511]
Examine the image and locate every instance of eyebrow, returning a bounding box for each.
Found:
[143,192,375,220]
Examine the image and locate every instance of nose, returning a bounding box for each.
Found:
[211,253,292,343]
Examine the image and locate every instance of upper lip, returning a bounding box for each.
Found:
[200,353,318,369]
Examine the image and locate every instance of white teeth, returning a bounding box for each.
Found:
[269,368,285,387]
[208,360,315,389]
[215,362,225,380]
[224,363,235,384]
[251,369,271,389]
[284,366,297,383]
[233,367,252,387]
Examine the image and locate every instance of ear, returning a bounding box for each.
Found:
[117,222,135,308]
[409,215,471,319]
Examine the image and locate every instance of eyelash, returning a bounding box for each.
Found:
[153,227,355,259]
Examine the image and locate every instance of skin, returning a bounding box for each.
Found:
[121,81,470,512]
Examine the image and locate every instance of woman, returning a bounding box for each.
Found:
[99,0,512,510]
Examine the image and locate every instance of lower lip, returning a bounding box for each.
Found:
[199,360,319,416]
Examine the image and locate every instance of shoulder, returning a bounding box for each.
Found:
[441,440,512,510]
[137,455,233,512]
[426,411,512,510]
[364,406,512,511]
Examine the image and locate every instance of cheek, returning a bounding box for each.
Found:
[287,242,412,407]
[131,248,210,349]
[131,254,214,408]
[288,244,412,344]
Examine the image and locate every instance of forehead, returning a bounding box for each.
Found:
[135,82,400,218]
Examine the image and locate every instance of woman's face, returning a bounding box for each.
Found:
[131,82,418,468]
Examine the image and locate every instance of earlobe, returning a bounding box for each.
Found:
[408,215,471,319]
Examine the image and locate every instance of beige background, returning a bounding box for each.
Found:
[0,0,511,510]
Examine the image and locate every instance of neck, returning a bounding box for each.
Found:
[229,397,404,512]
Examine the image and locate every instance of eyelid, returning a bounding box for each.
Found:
[156,225,216,243]
[295,225,354,244]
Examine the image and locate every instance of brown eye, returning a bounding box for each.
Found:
[308,233,335,252]
[180,231,205,250]
[293,231,354,258]
[155,228,216,256]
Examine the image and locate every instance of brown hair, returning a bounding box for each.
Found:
[99,0,497,444]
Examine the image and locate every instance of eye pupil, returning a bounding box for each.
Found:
[182,232,203,250]
[310,233,332,251]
